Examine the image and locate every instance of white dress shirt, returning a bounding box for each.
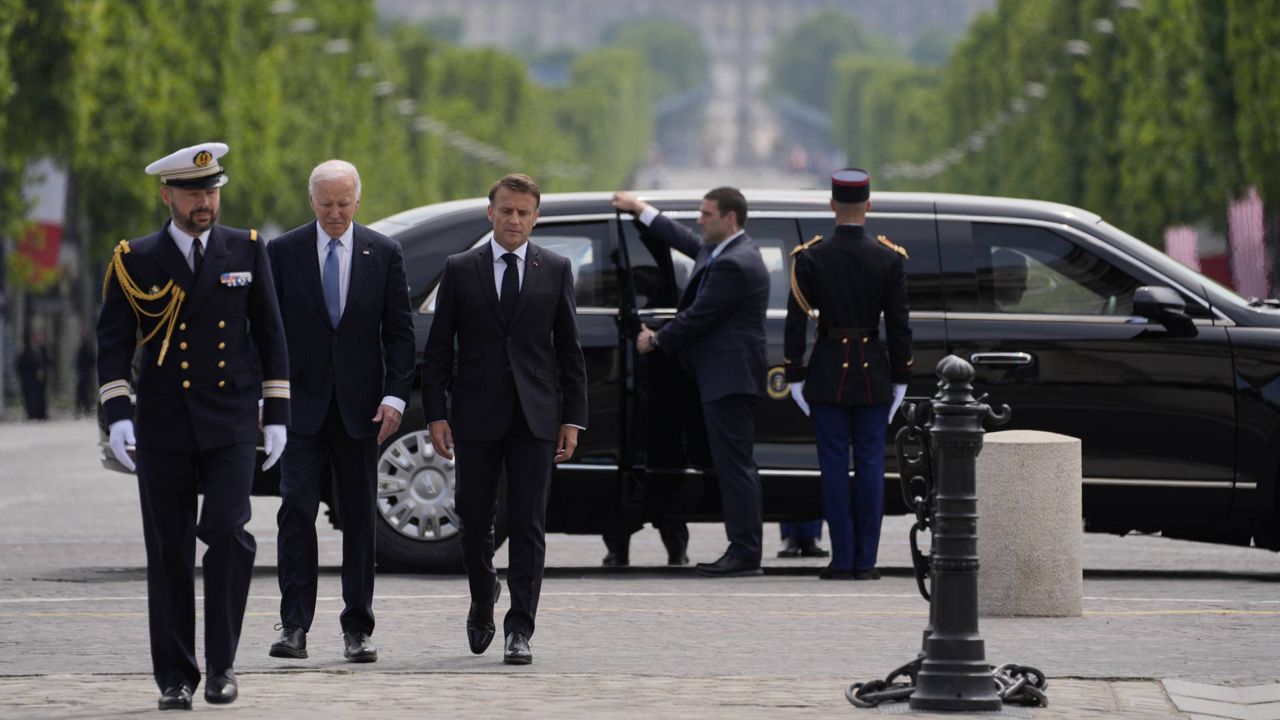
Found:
[167,223,211,273]
[490,236,526,297]
[316,221,405,415]
[316,221,354,316]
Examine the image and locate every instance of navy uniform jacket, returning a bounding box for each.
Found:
[645,214,769,403]
[267,221,415,438]
[784,224,912,406]
[421,241,588,443]
[97,221,290,451]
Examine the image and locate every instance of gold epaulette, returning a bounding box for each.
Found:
[790,234,823,256]
[250,229,258,242]
[877,234,908,259]
[101,239,186,367]
[789,235,822,318]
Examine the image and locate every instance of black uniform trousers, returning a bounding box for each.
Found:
[454,393,555,638]
[702,393,763,564]
[135,443,256,692]
[276,393,378,635]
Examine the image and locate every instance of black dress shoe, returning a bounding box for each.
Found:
[853,568,881,580]
[601,551,630,567]
[204,668,237,705]
[799,538,830,558]
[269,624,308,659]
[503,632,532,665]
[466,578,501,654]
[343,631,378,663]
[158,684,193,711]
[818,564,853,580]
[776,537,802,558]
[695,553,763,578]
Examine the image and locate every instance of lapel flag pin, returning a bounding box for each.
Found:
[362,249,370,255]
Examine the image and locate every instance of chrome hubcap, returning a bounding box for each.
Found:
[376,431,460,541]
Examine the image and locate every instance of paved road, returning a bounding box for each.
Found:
[1,419,1278,718]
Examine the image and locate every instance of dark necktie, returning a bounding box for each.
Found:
[192,237,204,277]
[695,251,716,296]
[323,237,341,326]
[500,252,519,324]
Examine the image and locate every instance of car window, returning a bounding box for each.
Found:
[621,217,798,310]
[530,221,616,309]
[970,223,1140,316]
[798,216,943,312]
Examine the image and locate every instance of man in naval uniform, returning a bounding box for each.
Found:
[784,168,912,580]
[97,142,290,709]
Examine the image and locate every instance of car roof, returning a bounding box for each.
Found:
[369,190,1103,234]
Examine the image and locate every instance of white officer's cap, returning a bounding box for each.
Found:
[145,142,230,189]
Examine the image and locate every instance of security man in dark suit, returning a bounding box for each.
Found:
[422,173,588,665]
[611,187,770,578]
[97,142,290,709]
[785,168,912,580]
[266,160,415,664]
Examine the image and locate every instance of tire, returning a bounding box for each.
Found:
[373,427,506,572]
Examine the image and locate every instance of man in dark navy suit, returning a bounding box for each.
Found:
[611,187,769,578]
[784,169,913,580]
[266,160,414,664]
[98,142,290,710]
[421,173,587,665]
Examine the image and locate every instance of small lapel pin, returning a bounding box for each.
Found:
[362,249,370,255]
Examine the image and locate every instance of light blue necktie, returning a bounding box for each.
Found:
[323,237,341,326]
[695,251,716,296]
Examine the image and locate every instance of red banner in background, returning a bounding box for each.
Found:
[16,221,62,285]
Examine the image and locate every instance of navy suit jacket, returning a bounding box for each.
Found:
[645,214,769,403]
[268,221,415,438]
[420,241,588,443]
[97,222,290,451]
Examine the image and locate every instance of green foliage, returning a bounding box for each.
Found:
[601,18,709,99]
[0,0,661,280]
[767,9,893,110]
[909,26,957,67]
[829,0,1277,250]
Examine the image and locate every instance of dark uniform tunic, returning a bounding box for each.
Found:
[783,223,912,574]
[96,221,289,692]
[783,224,912,402]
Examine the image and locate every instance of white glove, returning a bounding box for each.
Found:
[789,381,810,417]
[262,424,288,471]
[108,419,137,471]
[888,383,908,423]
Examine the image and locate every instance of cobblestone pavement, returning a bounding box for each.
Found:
[1,420,1278,718]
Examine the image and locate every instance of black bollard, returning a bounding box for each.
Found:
[909,355,1008,712]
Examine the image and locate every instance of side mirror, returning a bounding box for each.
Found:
[1133,286,1195,335]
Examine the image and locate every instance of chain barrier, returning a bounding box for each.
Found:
[846,660,1049,709]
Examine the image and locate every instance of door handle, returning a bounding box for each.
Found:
[969,352,1034,367]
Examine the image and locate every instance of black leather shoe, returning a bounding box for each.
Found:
[269,624,308,659]
[503,632,532,665]
[853,568,881,580]
[695,553,763,578]
[819,564,853,580]
[343,631,378,663]
[799,538,830,558]
[601,551,629,567]
[776,537,802,558]
[203,668,237,705]
[466,578,501,654]
[158,684,193,710]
